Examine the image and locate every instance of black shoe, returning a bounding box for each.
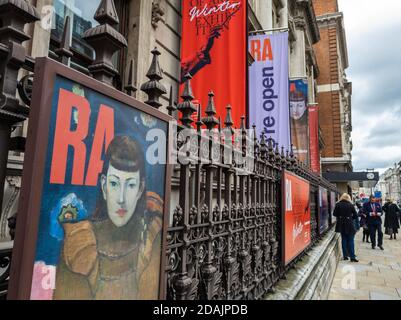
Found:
[351,259,359,263]
[379,246,384,250]
[372,246,376,249]
[343,257,349,261]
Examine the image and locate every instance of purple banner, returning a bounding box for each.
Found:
[249,32,290,150]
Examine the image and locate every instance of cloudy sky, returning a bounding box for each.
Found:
[338,0,401,174]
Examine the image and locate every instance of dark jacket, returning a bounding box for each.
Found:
[333,200,358,235]
[383,202,400,231]
[362,201,383,225]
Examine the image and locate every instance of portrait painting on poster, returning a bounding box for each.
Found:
[290,79,309,164]
[8,58,172,300]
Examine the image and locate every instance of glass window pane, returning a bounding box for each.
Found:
[52,0,101,59]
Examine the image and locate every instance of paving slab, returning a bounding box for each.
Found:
[328,231,401,300]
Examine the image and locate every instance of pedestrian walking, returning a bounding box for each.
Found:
[362,195,384,250]
[357,202,370,243]
[383,198,400,240]
[333,193,359,262]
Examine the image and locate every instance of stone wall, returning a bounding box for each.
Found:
[264,230,341,300]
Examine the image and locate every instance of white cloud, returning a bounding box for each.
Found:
[337,0,401,173]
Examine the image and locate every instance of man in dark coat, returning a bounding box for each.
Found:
[362,195,384,250]
[383,199,400,240]
[334,194,359,262]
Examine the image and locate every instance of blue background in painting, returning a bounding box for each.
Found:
[290,79,308,100]
[34,75,168,266]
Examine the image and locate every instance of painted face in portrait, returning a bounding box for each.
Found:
[101,165,144,227]
[290,100,306,121]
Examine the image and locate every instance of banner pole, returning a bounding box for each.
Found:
[249,27,289,34]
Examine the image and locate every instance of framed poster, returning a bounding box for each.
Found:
[318,187,329,235]
[282,170,311,266]
[8,58,173,300]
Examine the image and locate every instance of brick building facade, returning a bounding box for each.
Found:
[312,0,353,193]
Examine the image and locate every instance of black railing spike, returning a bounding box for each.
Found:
[167,85,176,116]
[202,91,219,130]
[196,104,203,132]
[83,0,127,86]
[125,59,137,96]
[177,74,197,128]
[55,16,73,66]
[275,143,280,156]
[240,116,246,132]
[268,136,273,151]
[140,47,167,108]
[94,0,120,25]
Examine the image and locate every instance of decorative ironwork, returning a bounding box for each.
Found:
[125,59,137,96]
[55,16,73,66]
[140,47,167,109]
[17,74,33,107]
[82,0,128,86]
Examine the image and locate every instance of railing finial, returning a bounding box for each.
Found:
[83,0,127,86]
[140,47,167,109]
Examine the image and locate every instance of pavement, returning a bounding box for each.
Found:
[328,230,401,300]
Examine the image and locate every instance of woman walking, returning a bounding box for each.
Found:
[333,193,359,262]
[383,198,400,240]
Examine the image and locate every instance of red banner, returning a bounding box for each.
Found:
[309,105,320,174]
[283,171,311,266]
[180,0,247,128]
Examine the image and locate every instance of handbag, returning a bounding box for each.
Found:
[385,227,393,235]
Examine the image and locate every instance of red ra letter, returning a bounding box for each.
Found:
[250,39,261,61]
[50,88,90,185]
[262,39,273,61]
[85,105,115,186]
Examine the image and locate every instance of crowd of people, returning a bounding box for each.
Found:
[333,194,401,263]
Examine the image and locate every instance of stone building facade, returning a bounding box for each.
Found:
[312,0,352,193]
[377,163,401,203]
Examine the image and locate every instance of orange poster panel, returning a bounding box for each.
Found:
[283,171,311,266]
[180,0,247,128]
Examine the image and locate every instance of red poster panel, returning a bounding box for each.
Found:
[309,105,320,174]
[180,0,247,128]
[282,171,311,266]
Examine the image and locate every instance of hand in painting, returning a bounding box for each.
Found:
[180,25,224,83]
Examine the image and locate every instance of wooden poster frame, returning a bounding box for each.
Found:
[7,57,174,300]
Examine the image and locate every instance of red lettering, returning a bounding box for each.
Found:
[262,39,273,61]
[85,105,115,186]
[250,39,261,61]
[50,88,90,185]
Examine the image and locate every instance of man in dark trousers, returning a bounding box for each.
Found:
[362,195,384,250]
